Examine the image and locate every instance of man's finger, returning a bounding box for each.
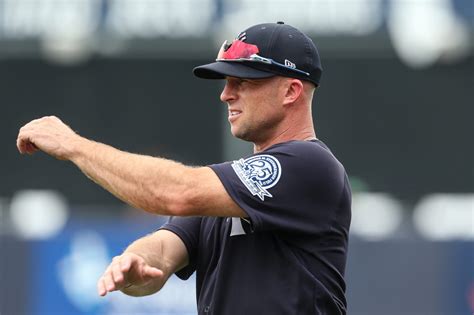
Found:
[98,264,114,296]
[17,128,35,152]
[102,270,117,292]
[120,255,133,272]
[17,136,31,154]
[16,138,25,154]
[111,262,125,287]
[97,277,108,297]
[25,142,38,155]
[17,134,37,155]
[144,266,164,278]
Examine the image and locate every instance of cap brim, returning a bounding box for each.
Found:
[193,61,275,80]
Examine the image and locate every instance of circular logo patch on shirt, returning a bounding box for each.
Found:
[231,154,282,201]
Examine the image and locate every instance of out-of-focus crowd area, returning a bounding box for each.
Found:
[0,1,473,314]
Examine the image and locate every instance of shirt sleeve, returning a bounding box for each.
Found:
[209,141,348,235]
[159,216,202,280]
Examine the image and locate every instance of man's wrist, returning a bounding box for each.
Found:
[68,136,95,163]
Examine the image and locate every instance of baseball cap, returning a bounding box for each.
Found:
[193,22,323,86]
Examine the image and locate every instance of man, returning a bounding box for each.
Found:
[17,22,351,314]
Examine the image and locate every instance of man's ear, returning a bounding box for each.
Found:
[283,79,304,106]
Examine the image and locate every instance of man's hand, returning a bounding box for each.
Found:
[97,252,164,297]
[17,116,82,160]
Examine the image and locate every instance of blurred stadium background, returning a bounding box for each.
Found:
[0,0,473,314]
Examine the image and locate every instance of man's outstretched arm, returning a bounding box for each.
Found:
[97,229,188,297]
[16,116,246,218]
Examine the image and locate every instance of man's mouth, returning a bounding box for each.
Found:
[228,110,242,122]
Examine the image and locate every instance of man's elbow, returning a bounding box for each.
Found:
[161,187,199,217]
[165,200,192,217]
[147,168,205,217]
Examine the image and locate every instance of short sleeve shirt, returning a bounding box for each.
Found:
[160,140,351,315]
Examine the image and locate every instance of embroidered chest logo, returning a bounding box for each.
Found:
[231,154,282,201]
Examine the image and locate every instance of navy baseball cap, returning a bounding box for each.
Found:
[193,22,323,86]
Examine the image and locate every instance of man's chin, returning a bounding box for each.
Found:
[231,128,251,142]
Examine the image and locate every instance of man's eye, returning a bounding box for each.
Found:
[235,79,247,86]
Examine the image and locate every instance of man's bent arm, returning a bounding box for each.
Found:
[17,116,246,218]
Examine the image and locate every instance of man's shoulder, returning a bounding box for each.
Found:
[265,140,338,163]
[264,140,346,181]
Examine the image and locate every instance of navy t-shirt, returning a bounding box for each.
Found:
[160,140,351,315]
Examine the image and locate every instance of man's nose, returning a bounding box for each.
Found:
[220,81,237,103]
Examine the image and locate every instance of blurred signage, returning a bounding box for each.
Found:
[28,219,197,315]
[346,240,474,315]
[0,0,216,39]
[19,220,474,315]
[0,0,472,40]
[0,0,471,67]
[221,0,383,35]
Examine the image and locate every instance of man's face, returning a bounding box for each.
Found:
[220,76,286,143]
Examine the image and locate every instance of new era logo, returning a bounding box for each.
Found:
[284,59,296,69]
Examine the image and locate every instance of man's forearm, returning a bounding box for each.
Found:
[69,137,191,215]
[119,230,189,297]
[17,116,245,218]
